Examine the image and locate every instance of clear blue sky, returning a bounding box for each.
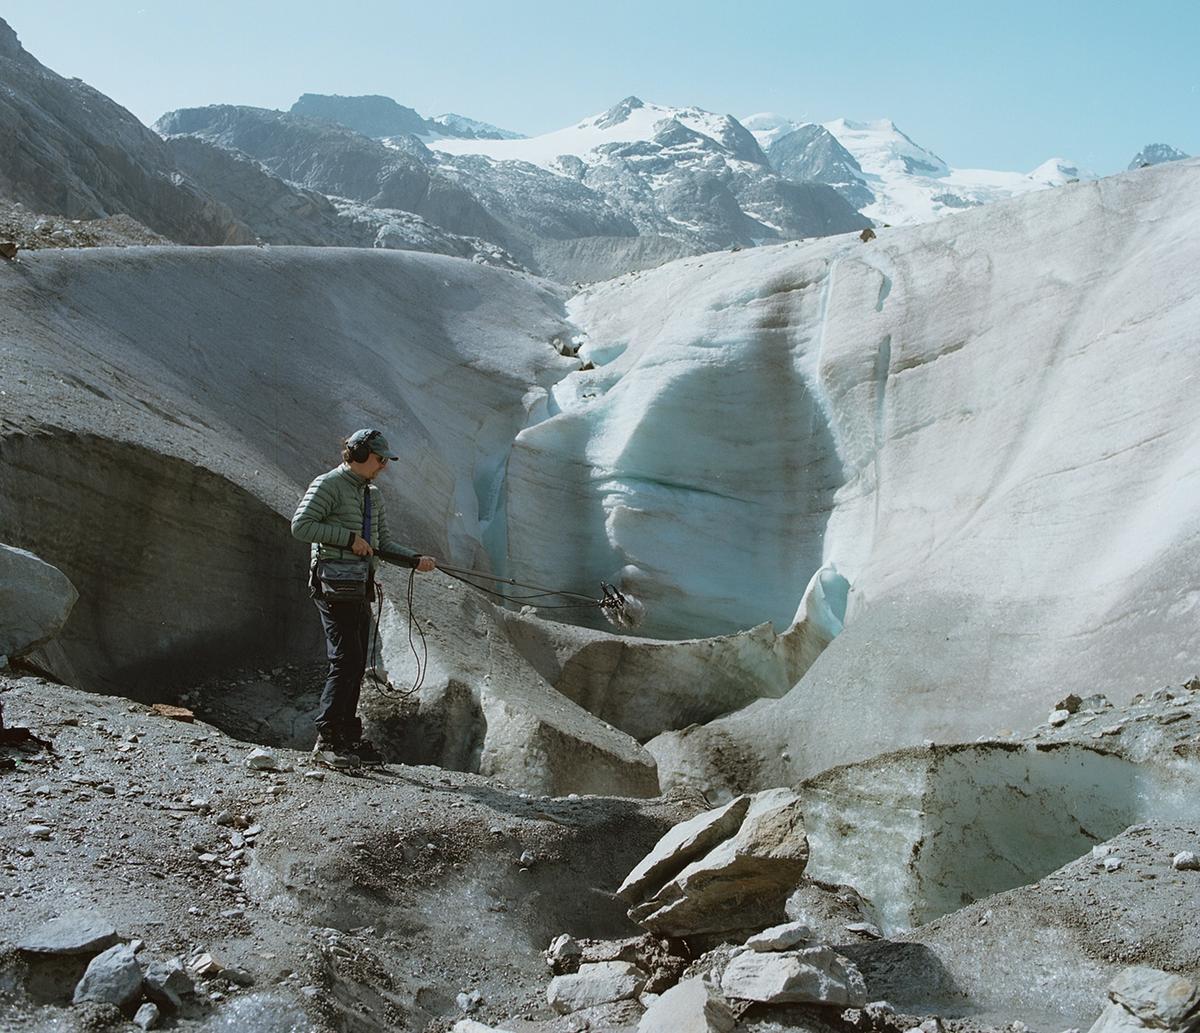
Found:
[5,0,1197,174]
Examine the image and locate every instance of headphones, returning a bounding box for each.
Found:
[346,428,381,464]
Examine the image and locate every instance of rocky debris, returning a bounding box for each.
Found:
[637,976,736,1033]
[0,198,170,251]
[624,788,809,939]
[16,914,119,955]
[0,544,78,659]
[72,942,142,1006]
[617,795,751,904]
[149,703,194,722]
[1172,851,1199,871]
[545,934,583,973]
[547,960,647,1014]
[457,988,484,1012]
[245,747,283,770]
[142,958,194,1010]
[746,920,816,952]
[1087,967,1200,1033]
[133,1001,160,1029]
[719,946,868,1006]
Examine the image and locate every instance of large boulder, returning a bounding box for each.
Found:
[547,960,646,1014]
[621,788,808,938]
[15,914,118,956]
[638,976,735,1033]
[719,945,867,1006]
[72,943,142,1007]
[0,544,77,659]
[1088,968,1200,1033]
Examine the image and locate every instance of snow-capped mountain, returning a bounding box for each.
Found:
[429,96,766,167]
[425,96,867,253]
[426,113,524,141]
[1128,143,1189,170]
[746,113,1097,226]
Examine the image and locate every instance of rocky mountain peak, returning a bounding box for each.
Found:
[0,16,25,58]
[1128,143,1190,170]
[596,95,645,129]
[289,93,429,139]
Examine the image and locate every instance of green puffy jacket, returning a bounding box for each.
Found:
[291,464,419,571]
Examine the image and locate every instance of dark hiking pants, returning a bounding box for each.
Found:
[313,597,372,744]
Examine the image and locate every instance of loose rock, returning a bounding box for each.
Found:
[1172,851,1199,871]
[719,945,867,1006]
[745,921,815,952]
[134,1002,160,1030]
[547,960,647,1014]
[637,976,735,1032]
[72,943,143,1007]
[1088,966,1200,1033]
[17,914,119,955]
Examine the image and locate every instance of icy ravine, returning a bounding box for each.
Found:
[506,248,850,641]
[504,159,1200,782]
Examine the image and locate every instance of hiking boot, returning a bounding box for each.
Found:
[312,735,359,769]
[350,737,383,765]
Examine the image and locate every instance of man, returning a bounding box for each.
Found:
[291,428,436,765]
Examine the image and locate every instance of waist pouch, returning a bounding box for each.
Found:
[315,557,371,601]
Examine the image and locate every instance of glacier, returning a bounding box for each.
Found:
[502,157,1200,785]
[2,152,1198,801]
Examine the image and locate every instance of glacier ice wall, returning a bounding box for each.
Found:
[506,253,847,639]
[510,158,1200,774]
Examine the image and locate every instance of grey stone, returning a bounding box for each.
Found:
[745,921,815,952]
[456,988,483,1012]
[637,976,735,1033]
[246,747,280,770]
[628,788,808,937]
[134,1002,160,1029]
[617,795,751,903]
[548,961,646,1014]
[546,933,583,970]
[17,914,119,956]
[719,946,867,1006]
[143,957,194,1010]
[72,943,143,1007]
[1172,851,1199,871]
[0,545,78,659]
[1107,967,1200,1028]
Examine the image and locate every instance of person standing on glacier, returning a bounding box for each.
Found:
[291,428,436,766]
